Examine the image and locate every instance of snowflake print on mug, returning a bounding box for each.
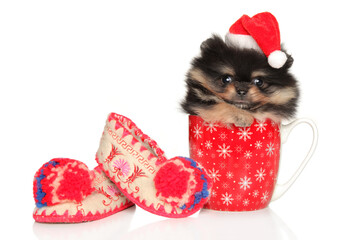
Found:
[261,191,269,203]
[208,168,221,182]
[244,150,252,159]
[235,145,243,153]
[254,141,263,149]
[265,142,275,156]
[189,116,281,211]
[193,124,203,140]
[218,162,226,170]
[244,163,251,170]
[252,190,259,198]
[243,199,250,206]
[197,149,204,158]
[221,192,234,206]
[204,122,219,133]
[235,194,242,201]
[219,132,228,141]
[255,168,266,182]
[267,132,273,138]
[226,171,234,179]
[254,121,267,133]
[239,176,252,190]
[204,140,212,150]
[237,128,253,141]
[216,143,233,159]
[222,182,230,189]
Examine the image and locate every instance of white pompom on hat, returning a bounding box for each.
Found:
[225,12,287,69]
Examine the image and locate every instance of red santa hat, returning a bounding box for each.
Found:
[225,12,287,69]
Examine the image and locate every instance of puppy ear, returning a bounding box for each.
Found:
[282,53,294,69]
[280,46,294,69]
[200,34,227,53]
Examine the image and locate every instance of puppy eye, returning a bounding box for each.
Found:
[221,75,233,84]
[253,78,264,87]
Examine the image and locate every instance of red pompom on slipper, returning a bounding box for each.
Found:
[96,113,212,218]
[33,158,134,223]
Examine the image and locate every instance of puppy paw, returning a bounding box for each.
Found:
[232,115,254,127]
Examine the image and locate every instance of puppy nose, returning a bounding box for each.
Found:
[237,89,247,96]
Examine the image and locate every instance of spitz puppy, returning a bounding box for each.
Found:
[181,35,299,126]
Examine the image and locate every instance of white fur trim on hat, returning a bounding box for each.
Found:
[225,33,262,53]
[268,50,287,69]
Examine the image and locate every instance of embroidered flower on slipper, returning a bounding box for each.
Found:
[113,158,131,177]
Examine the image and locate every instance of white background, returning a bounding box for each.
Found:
[1,0,350,239]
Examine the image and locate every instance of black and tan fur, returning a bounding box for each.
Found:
[181,35,299,126]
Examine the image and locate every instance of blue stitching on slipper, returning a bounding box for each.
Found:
[35,160,59,208]
[187,173,210,210]
[178,157,210,211]
[180,204,186,210]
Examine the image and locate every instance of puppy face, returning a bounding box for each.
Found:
[182,35,299,122]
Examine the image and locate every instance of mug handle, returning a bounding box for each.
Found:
[271,118,318,201]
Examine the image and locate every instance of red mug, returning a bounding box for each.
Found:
[189,115,317,211]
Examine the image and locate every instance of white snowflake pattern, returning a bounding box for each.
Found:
[252,190,259,198]
[222,182,229,189]
[226,171,234,179]
[208,168,221,182]
[211,190,217,198]
[254,141,263,149]
[190,144,197,153]
[193,124,203,140]
[235,145,243,153]
[255,168,266,182]
[221,192,234,206]
[261,191,269,203]
[237,128,253,141]
[243,199,250,206]
[265,161,272,167]
[244,163,251,170]
[255,120,267,133]
[268,132,273,138]
[204,140,212,150]
[244,150,252,159]
[219,132,228,141]
[197,149,203,158]
[238,176,252,191]
[219,162,227,169]
[204,122,219,133]
[216,143,233,159]
[265,142,275,156]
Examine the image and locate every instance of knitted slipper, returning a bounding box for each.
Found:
[33,158,134,223]
[96,113,212,218]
